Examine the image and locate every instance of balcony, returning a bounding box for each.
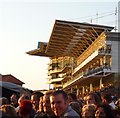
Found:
[98,45,112,55]
[62,63,72,73]
[48,67,63,74]
[73,45,112,75]
[62,73,71,81]
[63,72,84,88]
[48,62,72,75]
[48,62,60,71]
[73,50,99,74]
[63,65,111,89]
[49,77,63,84]
[83,65,111,78]
[53,84,63,90]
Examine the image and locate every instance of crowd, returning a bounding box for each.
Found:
[0,89,120,118]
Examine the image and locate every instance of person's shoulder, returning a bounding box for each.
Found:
[65,106,80,117]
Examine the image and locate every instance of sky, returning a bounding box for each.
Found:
[0,0,119,90]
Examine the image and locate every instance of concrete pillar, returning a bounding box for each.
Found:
[77,88,79,96]
[100,78,102,89]
[90,83,93,92]
[71,88,73,93]
[82,86,85,94]
[100,57,103,66]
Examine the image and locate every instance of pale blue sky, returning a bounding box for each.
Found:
[0,0,119,90]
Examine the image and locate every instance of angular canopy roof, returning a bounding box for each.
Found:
[27,20,114,58]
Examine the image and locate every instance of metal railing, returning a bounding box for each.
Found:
[63,65,111,88]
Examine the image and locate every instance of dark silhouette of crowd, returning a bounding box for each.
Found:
[0,87,120,118]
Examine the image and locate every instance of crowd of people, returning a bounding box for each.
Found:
[0,89,120,118]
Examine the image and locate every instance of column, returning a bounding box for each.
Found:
[100,78,102,89]
[71,88,73,93]
[90,83,93,92]
[76,85,79,96]
[77,89,79,96]
[82,86,85,94]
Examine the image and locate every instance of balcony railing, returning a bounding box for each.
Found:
[49,77,63,84]
[63,72,84,88]
[83,65,111,78]
[73,45,112,75]
[62,73,71,81]
[63,65,111,88]
[48,62,72,74]
[98,45,112,55]
[73,50,98,74]
[48,67,62,74]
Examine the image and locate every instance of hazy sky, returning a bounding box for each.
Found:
[0,0,119,90]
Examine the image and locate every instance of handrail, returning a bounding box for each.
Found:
[63,65,111,88]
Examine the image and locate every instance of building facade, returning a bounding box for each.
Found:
[27,20,120,96]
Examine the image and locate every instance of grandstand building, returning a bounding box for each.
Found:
[27,20,120,95]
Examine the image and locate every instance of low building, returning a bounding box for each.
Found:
[0,74,24,86]
[0,74,32,99]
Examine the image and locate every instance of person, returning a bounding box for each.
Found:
[50,90,80,118]
[95,104,115,118]
[68,93,83,110]
[31,92,44,112]
[17,94,35,118]
[19,100,33,118]
[0,109,10,118]
[16,94,30,112]
[68,93,77,103]
[102,93,116,110]
[82,104,96,118]
[0,97,9,106]
[114,98,120,117]
[0,104,18,117]
[39,96,44,113]
[10,94,19,108]
[86,93,101,106]
[69,102,81,117]
[34,90,56,118]
[18,94,30,104]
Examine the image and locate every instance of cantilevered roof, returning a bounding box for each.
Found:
[27,20,114,57]
[27,42,50,57]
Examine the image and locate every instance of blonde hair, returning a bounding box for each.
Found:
[82,104,96,112]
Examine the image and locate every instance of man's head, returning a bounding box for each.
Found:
[86,93,101,105]
[102,93,112,104]
[82,104,96,118]
[68,93,77,103]
[10,94,18,107]
[18,94,29,105]
[50,90,69,117]
[19,100,32,117]
[42,90,54,115]
[0,97,9,106]
[31,92,44,111]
